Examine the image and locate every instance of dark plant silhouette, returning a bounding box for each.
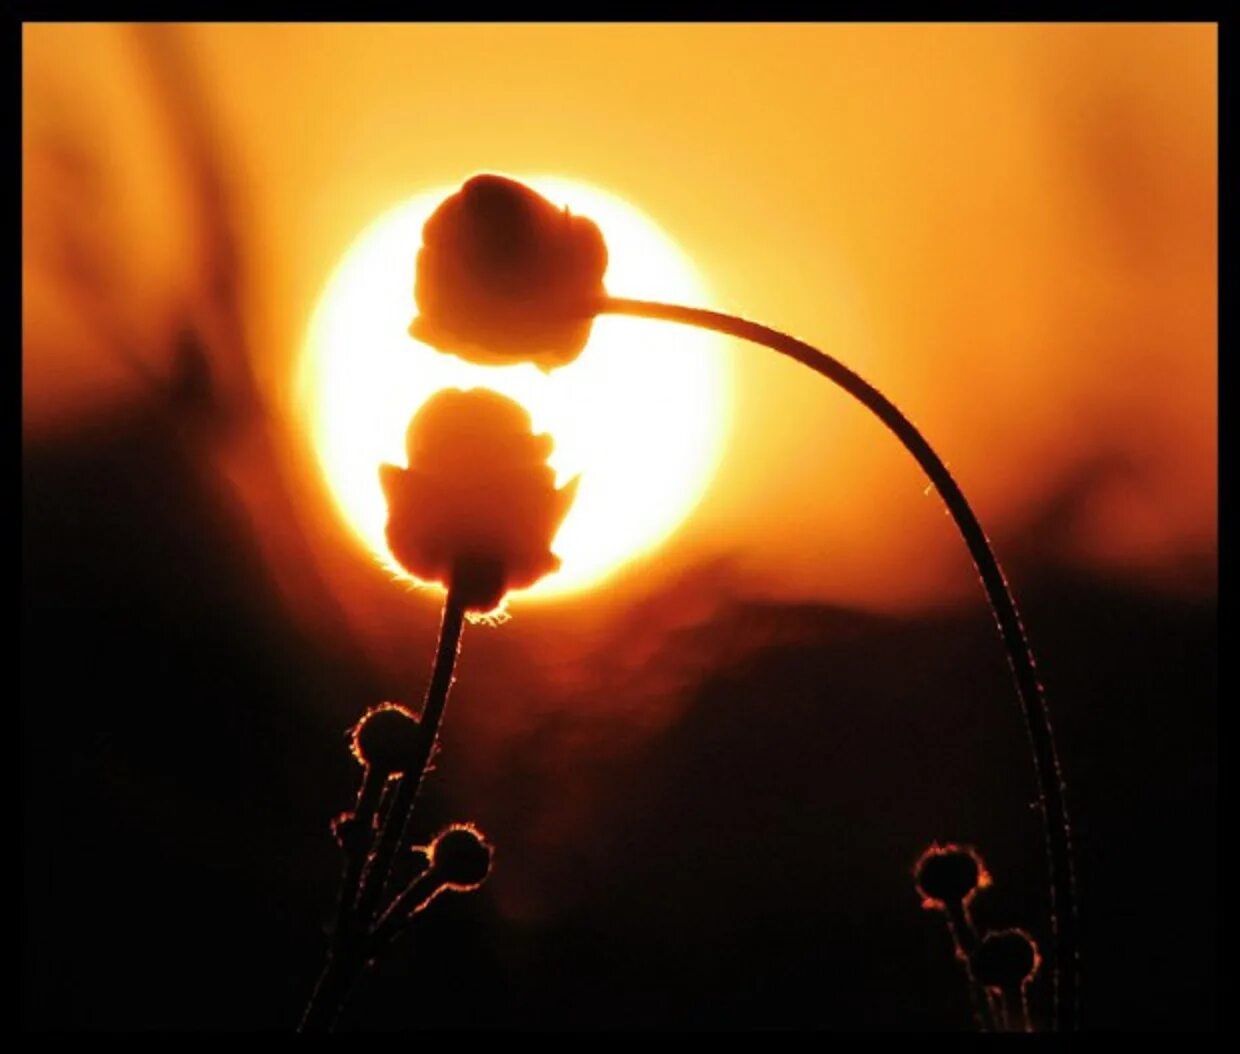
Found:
[915,843,1042,1032]
[300,387,575,1032]
[973,928,1041,1032]
[411,174,607,371]
[914,843,995,1030]
[380,386,578,613]
[408,173,1079,1032]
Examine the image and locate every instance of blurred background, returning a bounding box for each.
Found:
[22,23,1215,1030]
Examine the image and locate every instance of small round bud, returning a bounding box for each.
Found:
[914,843,991,909]
[331,812,364,851]
[972,928,1041,991]
[350,703,422,778]
[429,823,493,891]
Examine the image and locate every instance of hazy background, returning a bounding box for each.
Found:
[22,23,1216,1031]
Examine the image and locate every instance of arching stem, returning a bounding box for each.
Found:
[598,296,1078,1032]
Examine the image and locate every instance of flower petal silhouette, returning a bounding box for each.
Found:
[380,387,577,612]
[409,174,608,370]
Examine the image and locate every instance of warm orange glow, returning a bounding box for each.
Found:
[300,176,731,603]
[23,24,1216,613]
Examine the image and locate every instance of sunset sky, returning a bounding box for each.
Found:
[21,23,1218,1032]
[23,23,1216,619]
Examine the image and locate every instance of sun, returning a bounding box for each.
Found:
[300,175,731,604]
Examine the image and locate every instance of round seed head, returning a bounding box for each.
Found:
[350,702,422,778]
[914,843,991,909]
[972,928,1042,991]
[429,823,493,891]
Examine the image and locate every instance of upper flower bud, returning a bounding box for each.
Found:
[914,843,991,909]
[379,387,578,613]
[409,174,608,371]
[350,702,422,778]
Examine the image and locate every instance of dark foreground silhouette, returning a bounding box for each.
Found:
[22,407,1215,1030]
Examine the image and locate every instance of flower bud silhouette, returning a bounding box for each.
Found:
[973,928,1042,1032]
[914,843,991,910]
[428,823,493,892]
[401,171,1077,1031]
[973,929,1041,992]
[379,387,578,613]
[915,842,997,1031]
[350,702,422,779]
[410,174,608,370]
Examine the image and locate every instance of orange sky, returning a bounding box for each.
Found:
[23,23,1217,614]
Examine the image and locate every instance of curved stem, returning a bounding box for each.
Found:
[599,295,1078,1032]
[943,899,996,1032]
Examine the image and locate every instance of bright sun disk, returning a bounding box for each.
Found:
[300,175,731,604]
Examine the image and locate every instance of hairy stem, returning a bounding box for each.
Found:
[339,767,385,923]
[1012,985,1033,1033]
[299,948,361,1035]
[299,587,467,1032]
[298,766,384,1033]
[356,587,466,919]
[599,296,1078,1032]
[943,899,996,1032]
[369,866,441,952]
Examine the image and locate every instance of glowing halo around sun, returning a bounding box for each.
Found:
[300,175,732,604]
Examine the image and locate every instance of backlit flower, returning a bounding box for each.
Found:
[379,387,578,613]
[409,174,608,370]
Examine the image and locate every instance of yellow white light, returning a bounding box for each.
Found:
[300,175,731,603]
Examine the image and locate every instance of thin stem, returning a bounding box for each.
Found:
[355,586,466,922]
[599,296,1078,1032]
[369,867,441,952]
[987,990,1006,1032]
[299,947,361,1035]
[996,987,1029,1033]
[339,767,385,925]
[944,900,996,1032]
[298,766,385,1034]
[299,587,467,1032]
[1014,985,1033,1033]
